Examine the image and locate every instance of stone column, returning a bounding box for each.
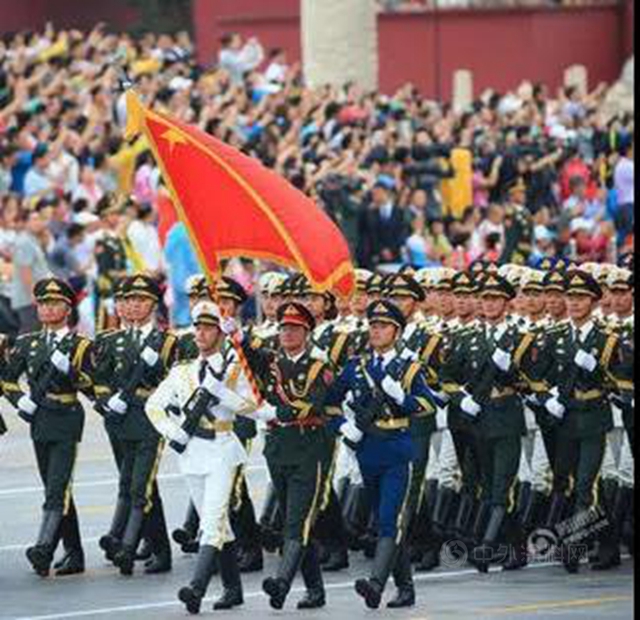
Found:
[301,0,379,90]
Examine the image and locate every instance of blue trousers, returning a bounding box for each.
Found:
[356,432,414,540]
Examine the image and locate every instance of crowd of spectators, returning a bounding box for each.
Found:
[0,25,635,336]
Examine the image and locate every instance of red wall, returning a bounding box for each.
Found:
[0,0,136,34]
[193,0,632,99]
[194,0,300,67]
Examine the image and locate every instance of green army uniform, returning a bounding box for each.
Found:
[2,279,93,577]
[94,195,129,332]
[93,275,178,576]
[243,303,336,610]
[607,269,635,453]
[443,274,535,572]
[541,271,625,573]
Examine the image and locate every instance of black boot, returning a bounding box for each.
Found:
[55,501,85,576]
[502,484,533,572]
[344,484,372,551]
[452,492,475,542]
[545,492,567,530]
[388,544,415,609]
[259,484,282,553]
[473,505,506,574]
[136,539,153,562]
[214,542,244,610]
[144,496,173,575]
[432,487,458,539]
[415,545,440,572]
[99,498,130,563]
[54,549,85,577]
[178,545,218,615]
[355,537,397,610]
[114,507,145,576]
[591,480,622,571]
[298,543,326,610]
[27,510,63,577]
[263,540,305,610]
[173,501,200,553]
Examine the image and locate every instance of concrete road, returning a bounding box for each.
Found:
[0,404,634,620]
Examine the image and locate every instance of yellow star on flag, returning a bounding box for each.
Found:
[161,127,188,154]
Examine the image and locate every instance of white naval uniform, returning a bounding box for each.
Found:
[146,349,257,549]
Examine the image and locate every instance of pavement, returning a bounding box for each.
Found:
[0,402,634,620]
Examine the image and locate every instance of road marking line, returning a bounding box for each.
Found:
[0,466,267,497]
[11,560,615,620]
[484,595,632,615]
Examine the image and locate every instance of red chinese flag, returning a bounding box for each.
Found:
[126,92,355,296]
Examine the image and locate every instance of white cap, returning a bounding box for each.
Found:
[192,301,222,326]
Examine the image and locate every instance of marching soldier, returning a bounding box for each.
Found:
[541,270,628,573]
[92,275,178,576]
[241,302,337,610]
[295,276,353,573]
[216,276,264,574]
[146,301,259,614]
[440,274,534,573]
[94,195,129,332]
[329,300,436,609]
[172,274,214,556]
[2,278,93,577]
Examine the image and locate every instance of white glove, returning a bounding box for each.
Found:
[461,395,481,417]
[381,376,405,406]
[492,348,512,373]
[341,419,364,444]
[51,350,71,374]
[436,408,448,431]
[575,350,597,373]
[107,393,128,415]
[255,404,277,423]
[18,395,38,416]
[221,317,239,336]
[141,347,160,367]
[546,397,566,420]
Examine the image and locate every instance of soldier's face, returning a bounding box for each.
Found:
[219,298,239,319]
[391,296,416,320]
[304,295,327,321]
[526,292,546,316]
[116,298,130,322]
[438,292,455,317]
[369,322,398,352]
[279,325,308,354]
[128,296,156,323]
[566,294,596,322]
[262,295,279,321]
[353,292,369,316]
[38,301,71,327]
[611,290,633,316]
[454,293,475,318]
[546,292,567,318]
[335,295,352,317]
[195,323,222,354]
[481,295,508,322]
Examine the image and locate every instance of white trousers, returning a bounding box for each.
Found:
[426,429,461,492]
[518,428,553,494]
[186,462,237,550]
